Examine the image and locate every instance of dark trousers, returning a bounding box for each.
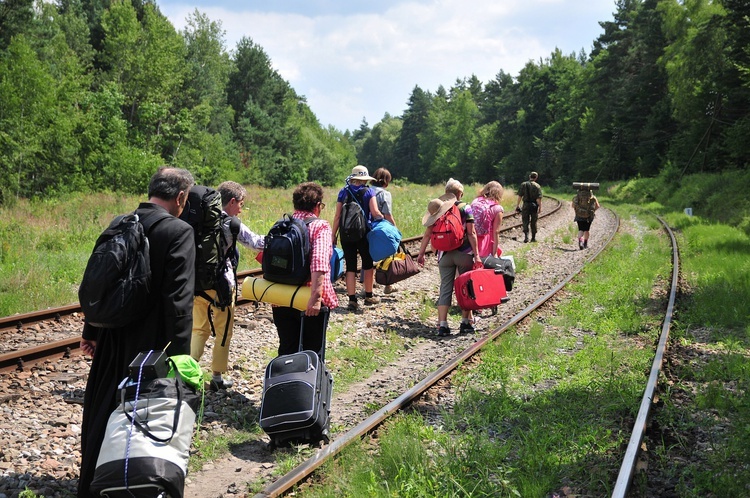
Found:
[272,306,329,357]
[522,207,538,237]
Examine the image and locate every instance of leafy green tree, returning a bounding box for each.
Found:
[172,10,237,183]
[229,36,307,187]
[660,0,727,173]
[358,113,402,172]
[393,86,432,183]
[0,0,34,50]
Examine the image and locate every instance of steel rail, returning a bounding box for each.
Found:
[254,206,617,498]
[0,337,80,373]
[612,216,679,497]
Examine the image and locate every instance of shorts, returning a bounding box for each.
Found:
[575,217,592,231]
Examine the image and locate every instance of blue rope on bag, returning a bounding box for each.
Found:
[124,349,152,495]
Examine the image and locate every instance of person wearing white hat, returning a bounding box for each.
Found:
[332,165,384,311]
[416,178,482,337]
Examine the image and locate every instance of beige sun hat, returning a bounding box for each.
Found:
[348,165,376,182]
[421,193,457,227]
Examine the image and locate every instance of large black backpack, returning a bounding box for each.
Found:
[339,186,368,243]
[262,214,313,286]
[79,211,169,328]
[179,186,224,293]
[213,214,241,308]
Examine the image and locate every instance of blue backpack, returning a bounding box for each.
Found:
[262,215,313,286]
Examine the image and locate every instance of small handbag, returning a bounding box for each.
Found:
[375,245,420,285]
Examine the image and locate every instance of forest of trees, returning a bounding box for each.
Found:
[1,0,749,205]
[0,0,357,204]
[354,0,750,187]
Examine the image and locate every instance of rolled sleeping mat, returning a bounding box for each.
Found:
[573,182,600,190]
[241,276,310,311]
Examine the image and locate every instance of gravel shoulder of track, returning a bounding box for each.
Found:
[0,198,619,498]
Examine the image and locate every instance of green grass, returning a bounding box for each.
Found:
[326,324,406,391]
[280,204,674,497]
[649,210,750,497]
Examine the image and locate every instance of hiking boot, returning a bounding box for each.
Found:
[347,300,359,311]
[523,235,529,243]
[384,284,397,294]
[436,325,451,337]
[530,235,537,242]
[459,322,476,334]
[364,296,380,305]
[208,378,233,391]
[578,238,584,250]
[583,240,588,249]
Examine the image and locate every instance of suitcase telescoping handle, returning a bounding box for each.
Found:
[298,306,330,361]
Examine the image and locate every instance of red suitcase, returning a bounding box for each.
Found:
[454,268,509,310]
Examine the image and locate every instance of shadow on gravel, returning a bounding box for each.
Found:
[552,245,583,253]
[200,389,259,432]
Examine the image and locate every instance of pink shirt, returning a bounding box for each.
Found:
[293,210,339,309]
[476,204,504,258]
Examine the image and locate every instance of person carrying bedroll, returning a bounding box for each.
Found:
[515,171,543,243]
[572,187,600,250]
[184,182,265,391]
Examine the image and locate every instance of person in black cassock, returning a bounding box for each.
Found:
[77,167,196,498]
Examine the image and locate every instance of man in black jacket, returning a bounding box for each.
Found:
[78,166,196,497]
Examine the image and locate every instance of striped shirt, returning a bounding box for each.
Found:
[293,210,339,309]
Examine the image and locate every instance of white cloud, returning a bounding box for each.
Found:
[163,0,613,130]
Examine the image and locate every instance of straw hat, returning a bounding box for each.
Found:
[348,165,376,182]
[422,193,457,227]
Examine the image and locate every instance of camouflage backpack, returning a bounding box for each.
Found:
[573,191,595,219]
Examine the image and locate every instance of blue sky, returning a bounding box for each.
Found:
[159,1,617,132]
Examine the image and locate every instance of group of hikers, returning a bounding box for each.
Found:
[76,165,599,497]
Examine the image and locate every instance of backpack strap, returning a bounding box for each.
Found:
[138,209,171,236]
[345,186,367,213]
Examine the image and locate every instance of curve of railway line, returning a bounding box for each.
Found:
[0,198,677,498]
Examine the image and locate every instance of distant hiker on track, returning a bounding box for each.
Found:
[572,188,600,250]
[515,171,542,243]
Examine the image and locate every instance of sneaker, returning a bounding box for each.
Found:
[208,378,233,391]
[364,296,380,305]
[459,322,476,334]
[384,285,397,294]
[436,325,451,337]
[347,300,359,311]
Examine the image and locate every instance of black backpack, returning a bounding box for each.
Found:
[212,214,241,309]
[179,186,224,293]
[79,211,169,328]
[180,186,243,309]
[262,214,313,286]
[339,186,368,243]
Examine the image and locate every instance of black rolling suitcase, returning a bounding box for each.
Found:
[259,308,332,448]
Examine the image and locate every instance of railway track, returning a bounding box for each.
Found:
[251,212,679,498]
[5,196,684,498]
